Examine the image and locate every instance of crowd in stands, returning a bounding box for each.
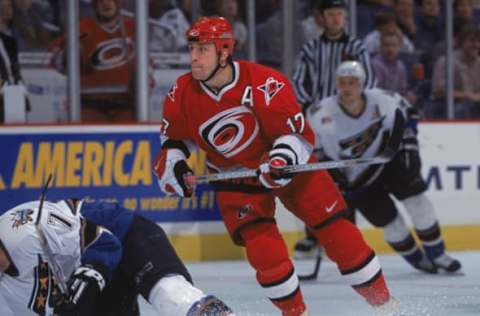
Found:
[1,0,480,121]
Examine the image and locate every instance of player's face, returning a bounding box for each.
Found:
[0,246,11,273]
[95,0,120,21]
[323,8,346,37]
[337,76,362,105]
[188,42,219,80]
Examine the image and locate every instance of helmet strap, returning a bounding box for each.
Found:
[201,52,230,84]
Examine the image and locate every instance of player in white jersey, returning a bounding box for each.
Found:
[0,198,234,316]
[306,61,461,274]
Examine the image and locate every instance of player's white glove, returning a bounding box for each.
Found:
[54,264,106,316]
[153,148,195,197]
[258,135,312,189]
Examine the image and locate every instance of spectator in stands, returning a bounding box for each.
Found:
[364,11,415,54]
[454,0,479,33]
[149,0,178,52]
[414,0,444,78]
[256,0,304,70]
[356,0,394,38]
[301,0,324,42]
[11,0,58,51]
[473,0,480,24]
[0,0,30,123]
[394,0,417,40]
[430,0,479,71]
[156,0,194,52]
[431,27,480,118]
[216,0,248,58]
[50,0,139,122]
[372,31,417,104]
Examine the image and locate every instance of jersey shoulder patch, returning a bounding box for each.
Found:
[257,76,285,106]
[242,62,289,106]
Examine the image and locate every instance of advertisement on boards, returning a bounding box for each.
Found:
[0,126,220,223]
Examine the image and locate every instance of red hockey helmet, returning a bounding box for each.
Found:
[186,17,235,56]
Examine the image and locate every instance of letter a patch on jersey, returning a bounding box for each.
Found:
[257,77,285,106]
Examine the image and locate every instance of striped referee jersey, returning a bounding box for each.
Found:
[292,33,376,111]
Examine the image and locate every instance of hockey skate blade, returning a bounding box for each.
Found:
[373,297,402,316]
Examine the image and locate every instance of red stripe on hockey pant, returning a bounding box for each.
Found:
[241,222,306,314]
[313,218,390,306]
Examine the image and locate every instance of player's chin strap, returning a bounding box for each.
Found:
[201,55,232,83]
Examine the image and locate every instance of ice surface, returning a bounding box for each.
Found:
[140,251,480,315]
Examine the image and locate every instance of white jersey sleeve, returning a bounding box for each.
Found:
[0,200,83,316]
[0,290,15,316]
[307,89,403,188]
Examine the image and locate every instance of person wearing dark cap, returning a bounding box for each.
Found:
[293,0,376,112]
[292,0,376,267]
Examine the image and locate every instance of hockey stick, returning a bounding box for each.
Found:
[193,153,393,184]
[189,108,404,184]
[298,250,322,281]
[35,174,70,296]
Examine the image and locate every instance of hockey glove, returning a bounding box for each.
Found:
[54,264,106,316]
[153,148,194,197]
[399,107,421,172]
[258,135,312,189]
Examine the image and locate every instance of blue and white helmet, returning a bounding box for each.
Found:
[336,61,366,87]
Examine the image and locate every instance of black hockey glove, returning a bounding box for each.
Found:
[54,264,107,316]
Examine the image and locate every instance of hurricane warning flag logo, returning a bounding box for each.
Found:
[257,77,285,106]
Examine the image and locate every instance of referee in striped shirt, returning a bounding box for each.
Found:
[292,0,376,265]
[293,0,376,113]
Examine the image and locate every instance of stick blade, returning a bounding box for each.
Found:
[297,254,322,282]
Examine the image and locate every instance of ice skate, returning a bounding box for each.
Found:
[373,297,401,316]
[412,253,437,274]
[432,253,462,272]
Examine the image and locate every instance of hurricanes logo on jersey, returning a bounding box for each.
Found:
[339,116,385,159]
[257,77,285,106]
[90,37,134,71]
[199,106,259,158]
[10,209,34,229]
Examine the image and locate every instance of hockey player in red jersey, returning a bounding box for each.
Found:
[153,16,399,315]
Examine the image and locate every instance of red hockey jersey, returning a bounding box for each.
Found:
[50,17,135,94]
[161,61,315,170]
